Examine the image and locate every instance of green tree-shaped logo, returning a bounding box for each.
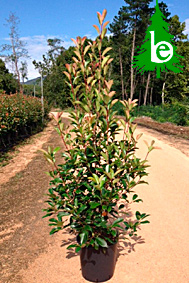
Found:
[133,0,183,78]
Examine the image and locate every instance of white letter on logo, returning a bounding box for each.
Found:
[150,31,173,63]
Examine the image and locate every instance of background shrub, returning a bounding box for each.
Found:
[0,93,50,150]
[113,101,189,126]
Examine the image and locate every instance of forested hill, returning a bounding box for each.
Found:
[24,77,40,85]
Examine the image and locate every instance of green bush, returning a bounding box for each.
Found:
[0,93,50,149]
[113,101,189,126]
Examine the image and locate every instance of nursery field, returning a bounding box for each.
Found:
[0,113,189,283]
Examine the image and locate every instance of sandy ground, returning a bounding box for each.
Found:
[0,112,189,283]
[0,122,54,186]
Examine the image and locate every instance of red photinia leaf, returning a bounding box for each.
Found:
[102,9,107,21]
[111,99,118,106]
[97,12,103,25]
[65,64,71,72]
[102,20,109,30]
[71,38,78,47]
[143,140,149,147]
[93,24,100,35]
[130,99,138,107]
[102,47,112,57]
[136,133,143,140]
[107,58,114,65]
[105,80,113,90]
[51,112,63,122]
[81,36,87,44]
[72,57,78,63]
[74,50,82,61]
[63,71,71,80]
[104,89,108,96]
[84,45,91,55]
[108,91,116,98]
[76,36,82,45]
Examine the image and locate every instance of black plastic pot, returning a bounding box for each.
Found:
[80,242,118,282]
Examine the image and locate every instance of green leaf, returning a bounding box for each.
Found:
[124,221,130,230]
[42,213,53,218]
[136,211,141,220]
[141,220,150,224]
[134,199,143,203]
[111,230,117,237]
[90,202,100,209]
[122,193,127,200]
[49,227,61,235]
[80,231,88,245]
[86,134,93,141]
[55,127,61,135]
[112,218,123,227]
[121,179,127,189]
[49,218,58,223]
[101,28,107,39]
[75,246,81,253]
[85,225,92,232]
[101,152,108,161]
[77,205,87,214]
[74,198,78,207]
[96,237,108,248]
[119,204,125,209]
[58,211,70,217]
[53,146,60,154]
[133,194,138,201]
[67,244,77,250]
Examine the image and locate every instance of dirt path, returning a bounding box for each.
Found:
[0,113,189,283]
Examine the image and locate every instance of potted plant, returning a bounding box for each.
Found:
[42,9,155,282]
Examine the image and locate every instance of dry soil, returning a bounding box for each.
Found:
[0,113,189,283]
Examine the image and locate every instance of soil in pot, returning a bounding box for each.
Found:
[80,242,118,282]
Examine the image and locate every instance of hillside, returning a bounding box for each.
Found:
[24,77,40,85]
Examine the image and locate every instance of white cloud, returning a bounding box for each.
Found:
[21,35,74,79]
[84,33,96,41]
[184,18,189,36]
[2,35,74,80]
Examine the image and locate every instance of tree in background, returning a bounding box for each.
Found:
[164,15,189,102]
[109,0,188,105]
[20,61,28,84]
[33,38,69,108]
[110,0,153,100]
[0,58,18,94]
[47,38,65,67]
[0,12,29,93]
[109,10,130,100]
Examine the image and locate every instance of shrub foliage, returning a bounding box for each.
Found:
[0,93,50,149]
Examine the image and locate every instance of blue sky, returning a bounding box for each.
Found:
[0,0,189,79]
